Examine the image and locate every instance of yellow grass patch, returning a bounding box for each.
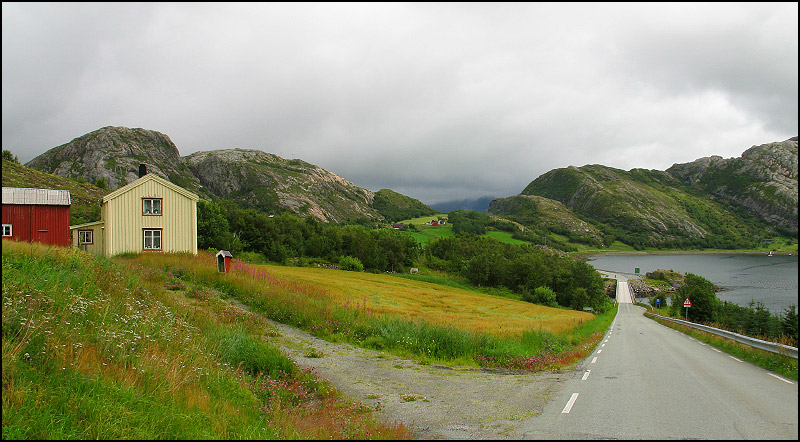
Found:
[251,265,592,337]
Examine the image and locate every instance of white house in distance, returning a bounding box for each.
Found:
[71,170,198,256]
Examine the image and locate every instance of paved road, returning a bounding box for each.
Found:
[518,283,798,439]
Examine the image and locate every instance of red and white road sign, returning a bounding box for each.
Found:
[683,297,692,307]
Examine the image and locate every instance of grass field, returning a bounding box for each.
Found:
[484,231,532,246]
[2,240,410,439]
[253,264,592,337]
[122,251,613,371]
[399,214,538,247]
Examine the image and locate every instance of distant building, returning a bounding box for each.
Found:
[2,187,72,247]
[70,171,198,256]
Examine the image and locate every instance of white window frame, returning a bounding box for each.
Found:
[143,198,162,215]
[78,229,93,245]
[2,224,11,237]
[143,229,162,251]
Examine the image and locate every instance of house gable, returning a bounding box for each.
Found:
[74,174,198,256]
[103,173,198,204]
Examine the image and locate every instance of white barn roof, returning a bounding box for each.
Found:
[2,187,71,206]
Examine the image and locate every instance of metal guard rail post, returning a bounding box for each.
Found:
[647,312,798,359]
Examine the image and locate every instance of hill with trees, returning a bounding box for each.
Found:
[490,138,797,250]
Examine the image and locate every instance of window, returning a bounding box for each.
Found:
[143,229,162,250]
[79,230,93,245]
[143,198,162,215]
[2,224,11,237]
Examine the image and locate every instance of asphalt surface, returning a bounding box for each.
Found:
[518,282,798,439]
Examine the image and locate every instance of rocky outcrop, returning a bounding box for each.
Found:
[183,149,380,223]
[25,127,408,223]
[25,126,200,193]
[667,139,798,231]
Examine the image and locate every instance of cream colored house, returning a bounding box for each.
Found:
[71,173,198,256]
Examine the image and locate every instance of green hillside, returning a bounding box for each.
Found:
[370,188,436,222]
[511,164,787,250]
[2,159,105,225]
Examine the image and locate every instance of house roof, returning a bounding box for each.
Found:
[2,187,71,206]
[102,173,199,203]
[70,220,105,230]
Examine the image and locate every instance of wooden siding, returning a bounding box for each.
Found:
[70,221,105,255]
[103,178,197,256]
[2,204,71,247]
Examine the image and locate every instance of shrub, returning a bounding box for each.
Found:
[339,255,364,272]
[525,286,558,307]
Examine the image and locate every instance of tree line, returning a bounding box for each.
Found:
[198,200,612,313]
[198,200,418,273]
[424,234,613,313]
[652,273,798,344]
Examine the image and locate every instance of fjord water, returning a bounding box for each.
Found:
[587,253,798,314]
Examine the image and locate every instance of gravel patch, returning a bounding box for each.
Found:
[266,318,575,439]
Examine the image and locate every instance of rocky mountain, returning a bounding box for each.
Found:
[491,138,798,249]
[666,140,798,231]
[25,126,201,195]
[183,149,381,223]
[24,126,432,223]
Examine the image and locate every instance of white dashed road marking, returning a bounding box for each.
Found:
[767,373,795,384]
[562,393,579,413]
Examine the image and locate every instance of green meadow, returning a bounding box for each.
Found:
[2,240,616,438]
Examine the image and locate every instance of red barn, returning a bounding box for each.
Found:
[2,187,71,247]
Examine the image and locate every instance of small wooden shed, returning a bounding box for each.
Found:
[2,187,71,247]
[216,250,233,273]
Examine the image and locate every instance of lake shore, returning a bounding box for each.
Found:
[576,249,795,260]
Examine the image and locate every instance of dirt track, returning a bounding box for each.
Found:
[267,318,576,439]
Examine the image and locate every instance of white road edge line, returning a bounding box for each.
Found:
[767,373,795,384]
[711,348,722,353]
[591,357,597,364]
[728,355,743,362]
[582,370,591,381]
[562,393,579,413]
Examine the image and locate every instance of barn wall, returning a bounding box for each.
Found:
[2,204,70,247]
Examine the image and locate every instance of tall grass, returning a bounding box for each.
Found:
[2,240,410,439]
[123,250,612,371]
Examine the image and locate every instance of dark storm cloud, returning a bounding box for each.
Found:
[2,3,797,205]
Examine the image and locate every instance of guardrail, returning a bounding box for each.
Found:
[645,312,798,359]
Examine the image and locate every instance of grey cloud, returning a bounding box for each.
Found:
[2,3,796,206]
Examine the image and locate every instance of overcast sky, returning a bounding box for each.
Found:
[2,3,797,205]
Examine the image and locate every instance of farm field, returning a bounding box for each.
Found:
[398,214,536,247]
[252,263,593,337]
[484,230,532,245]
